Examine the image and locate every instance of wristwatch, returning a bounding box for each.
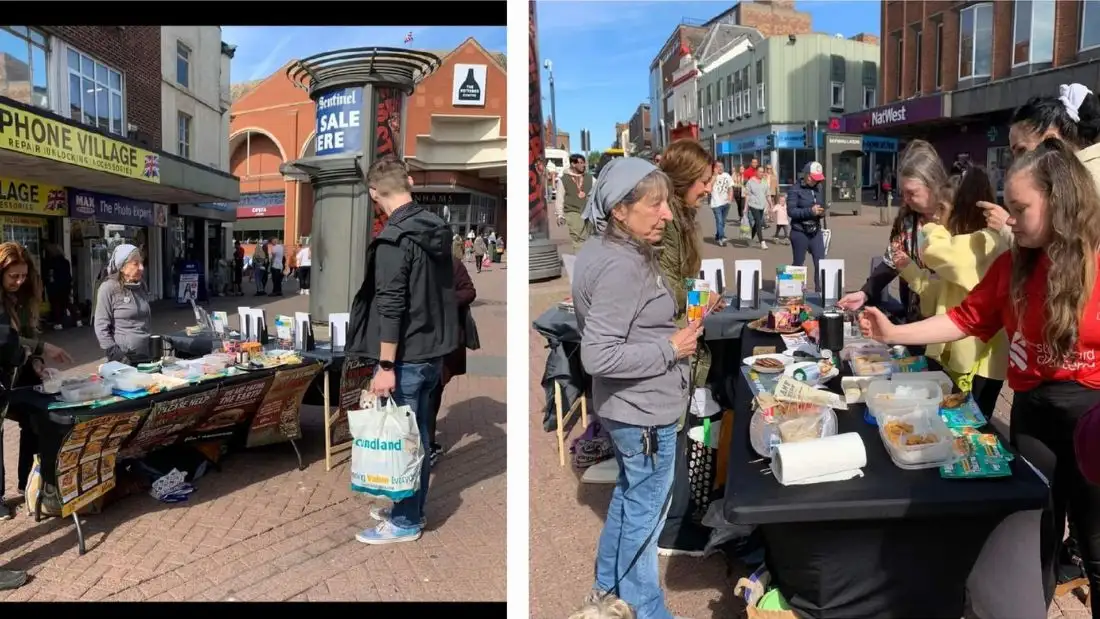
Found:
[378,360,395,371]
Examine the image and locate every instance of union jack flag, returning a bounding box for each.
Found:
[403,31,414,44]
[143,154,160,179]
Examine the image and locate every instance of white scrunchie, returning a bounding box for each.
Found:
[1059,83,1093,123]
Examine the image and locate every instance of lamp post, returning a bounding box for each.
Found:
[544,59,558,147]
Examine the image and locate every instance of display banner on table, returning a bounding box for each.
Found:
[185,375,273,443]
[331,357,371,447]
[246,363,323,448]
[0,102,161,183]
[0,177,67,216]
[119,387,220,459]
[57,408,148,518]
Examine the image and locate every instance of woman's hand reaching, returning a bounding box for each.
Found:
[978,201,1010,231]
[858,307,896,344]
[43,342,72,365]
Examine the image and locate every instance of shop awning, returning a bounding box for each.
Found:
[0,96,239,205]
[405,114,506,180]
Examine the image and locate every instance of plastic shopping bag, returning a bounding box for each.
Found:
[348,393,423,501]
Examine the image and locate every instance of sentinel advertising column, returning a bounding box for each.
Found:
[284,49,440,319]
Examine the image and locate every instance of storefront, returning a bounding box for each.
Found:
[414,189,500,238]
[173,202,237,297]
[841,95,946,183]
[0,177,68,271]
[68,189,165,304]
[232,192,285,244]
[718,128,817,188]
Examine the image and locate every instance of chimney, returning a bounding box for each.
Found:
[849,33,879,45]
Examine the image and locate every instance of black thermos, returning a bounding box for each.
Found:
[149,335,164,360]
[820,311,845,356]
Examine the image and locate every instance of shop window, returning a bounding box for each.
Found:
[176,41,191,88]
[1084,0,1100,51]
[717,79,724,124]
[1014,0,1056,65]
[757,82,765,112]
[863,86,876,110]
[66,47,124,135]
[894,34,904,98]
[178,112,192,159]
[741,68,750,114]
[0,27,49,110]
[959,3,994,79]
[830,81,845,110]
[913,28,923,93]
[934,22,944,88]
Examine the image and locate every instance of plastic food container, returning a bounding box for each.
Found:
[39,368,61,394]
[878,406,958,469]
[204,353,235,368]
[60,378,113,403]
[866,378,944,422]
[113,372,159,393]
[749,405,838,458]
[161,363,203,381]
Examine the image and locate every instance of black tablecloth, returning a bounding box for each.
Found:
[721,328,1050,618]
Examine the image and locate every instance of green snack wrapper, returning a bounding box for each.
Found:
[940,430,1014,479]
[938,396,988,430]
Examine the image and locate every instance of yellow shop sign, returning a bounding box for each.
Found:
[0,177,67,216]
[0,103,160,184]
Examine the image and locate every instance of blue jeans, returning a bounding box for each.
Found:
[711,203,730,241]
[594,418,678,619]
[385,359,442,529]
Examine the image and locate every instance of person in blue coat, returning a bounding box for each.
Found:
[786,161,827,294]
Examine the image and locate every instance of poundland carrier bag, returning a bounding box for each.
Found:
[348,394,423,500]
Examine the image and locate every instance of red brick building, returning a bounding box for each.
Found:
[841,1,1100,191]
[228,37,506,246]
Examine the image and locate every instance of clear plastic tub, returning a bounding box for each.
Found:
[203,353,235,369]
[866,378,944,421]
[749,405,838,458]
[59,377,113,403]
[113,372,159,393]
[878,407,959,469]
[161,363,203,381]
[39,368,61,394]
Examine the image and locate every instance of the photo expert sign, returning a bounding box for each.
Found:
[315,87,364,156]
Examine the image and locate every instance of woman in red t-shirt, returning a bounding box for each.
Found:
[861,138,1100,613]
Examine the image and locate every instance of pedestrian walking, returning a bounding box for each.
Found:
[709,162,733,246]
[472,235,487,273]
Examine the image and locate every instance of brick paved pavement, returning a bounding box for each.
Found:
[529,210,1089,618]
[0,265,506,601]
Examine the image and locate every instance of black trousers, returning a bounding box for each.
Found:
[747,208,765,243]
[298,266,311,291]
[474,254,484,273]
[970,375,1004,420]
[1010,382,1100,617]
[0,420,38,496]
[271,270,284,295]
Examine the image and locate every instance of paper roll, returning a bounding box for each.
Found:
[771,432,867,486]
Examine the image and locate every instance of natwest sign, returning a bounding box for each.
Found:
[842,95,943,132]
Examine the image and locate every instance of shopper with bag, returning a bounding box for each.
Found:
[346,156,458,545]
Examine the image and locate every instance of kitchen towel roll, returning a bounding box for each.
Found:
[770,432,867,486]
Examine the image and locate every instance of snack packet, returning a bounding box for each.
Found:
[938,396,988,429]
[939,429,1014,479]
[894,356,930,373]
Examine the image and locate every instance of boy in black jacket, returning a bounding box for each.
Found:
[347,157,458,544]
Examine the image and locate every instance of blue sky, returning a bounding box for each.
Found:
[221,26,507,83]
[535,1,882,150]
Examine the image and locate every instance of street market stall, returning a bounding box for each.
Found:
[16,350,322,555]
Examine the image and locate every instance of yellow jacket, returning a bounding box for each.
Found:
[898,223,1009,381]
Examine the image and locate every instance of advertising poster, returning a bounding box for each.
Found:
[371,86,403,239]
[185,375,273,443]
[246,363,322,448]
[0,177,67,216]
[57,408,148,518]
[315,87,363,157]
[119,387,219,459]
[331,357,372,447]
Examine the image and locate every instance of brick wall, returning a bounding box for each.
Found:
[48,26,162,148]
[851,33,880,45]
[737,2,812,37]
[881,0,1088,106]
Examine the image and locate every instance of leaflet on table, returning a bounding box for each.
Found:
[773,375,847,409]
[57,408,148,517]
[211,311,230,335]
[274,315,295,348]
[776,266,807,305]
[684,279,713,323]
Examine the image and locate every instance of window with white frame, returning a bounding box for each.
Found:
[1013,0,1056,65]
[863,86,876,109]
[67,48,124,135]
[697,89,703,126]
[0,27,49,110]
[741,68,750,114]
[757,83,765,110]
[178,112,192,159]
[935,22,944,88]
[176,41,191,88]
[913,28,923,93]
[717,79,724,123]
[830,81,845,110]
[726,74,734,122]
[959,3,994,79]
[1081,0,1100,51]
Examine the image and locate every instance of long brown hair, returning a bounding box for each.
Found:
[1008,137,1100,362]
[947,166,996,235]
[891,140,952,241]
[0,242,41,334]
[659,139,713,278]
